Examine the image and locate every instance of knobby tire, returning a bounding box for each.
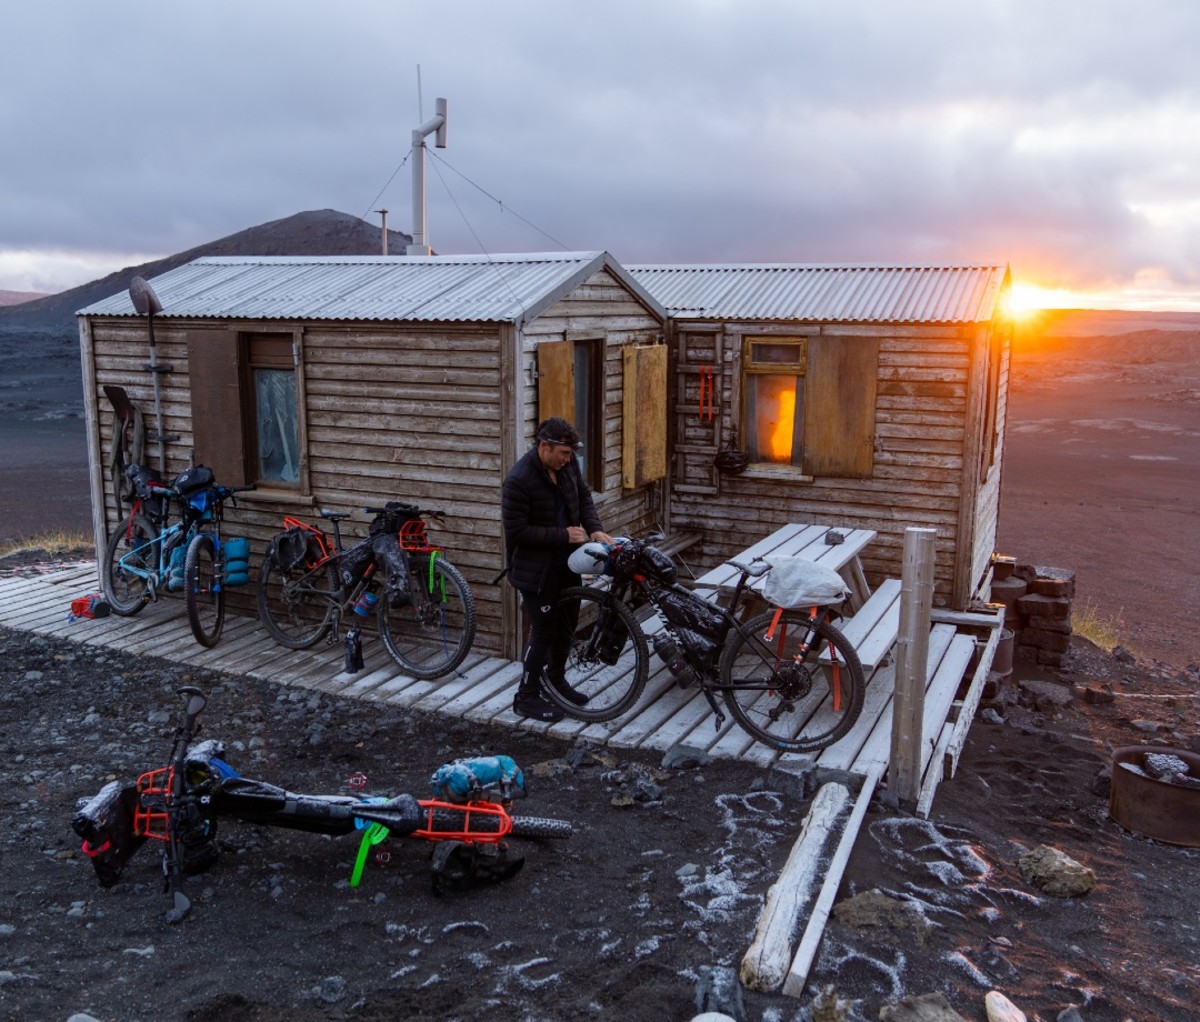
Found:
[544,586,649,722]
[101,513,157,616]
[184,534,225,647]
[718,610,865,753]
[378,556,476,680]
[256,556,339,649]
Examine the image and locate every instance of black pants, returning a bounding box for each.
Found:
[519,569,581,686]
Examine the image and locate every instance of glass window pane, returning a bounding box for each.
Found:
[749,341,805,365]
[254,368,299,483]
[744,374,804,466]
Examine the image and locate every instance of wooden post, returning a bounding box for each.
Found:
[889,527,936,803]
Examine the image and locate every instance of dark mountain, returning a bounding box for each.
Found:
[0,210,412,332]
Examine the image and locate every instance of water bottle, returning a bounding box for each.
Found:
[352,588,379,617]
[652,633,700,688]
[344,626,364,673]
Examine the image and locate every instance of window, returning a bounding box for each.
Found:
[741,339,807,467]
[537,337,606,491]
[245,335,300,484]
[739,334,879,479]
[187,329,306,491]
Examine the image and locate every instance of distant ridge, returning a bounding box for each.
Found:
[0,210,412,331]
[0,290,50,307]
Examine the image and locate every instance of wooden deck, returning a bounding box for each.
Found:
[0,559,999,805]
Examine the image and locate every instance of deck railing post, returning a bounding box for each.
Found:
[889,526,937,803]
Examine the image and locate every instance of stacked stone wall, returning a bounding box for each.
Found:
[988,561,1076,669]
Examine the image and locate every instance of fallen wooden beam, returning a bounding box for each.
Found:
[740,781,852,992]
[782,766,880,997]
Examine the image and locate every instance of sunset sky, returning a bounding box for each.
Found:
[2,1,1197,310]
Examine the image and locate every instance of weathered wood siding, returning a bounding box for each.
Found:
[521,268,666,538]
[85,318,513,652]
[82,267,668,660]
[667,319,1002,609]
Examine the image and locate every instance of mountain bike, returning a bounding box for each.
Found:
[256,501,476,679]
[550,537,865,753]
[101,464,256,647]
[73,688,572,922]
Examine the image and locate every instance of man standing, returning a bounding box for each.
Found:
[501,417,614,721]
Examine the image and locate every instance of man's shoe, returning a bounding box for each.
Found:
[546,674,589,706]
[513,691,564,723]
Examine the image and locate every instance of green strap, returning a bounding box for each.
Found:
[349,822,390,888]
[427,550,443,601]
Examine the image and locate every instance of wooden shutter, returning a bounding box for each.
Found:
[802,335,878,478]
[187,330,248,485]
[536,339,575,423]
[621,343,667,488]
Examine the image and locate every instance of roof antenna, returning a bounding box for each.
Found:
[408,94,447,256]
[375,209,388,255]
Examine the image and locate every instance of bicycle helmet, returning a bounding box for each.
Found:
[568,542,610,576]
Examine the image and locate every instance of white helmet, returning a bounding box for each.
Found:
[568,541,610,576]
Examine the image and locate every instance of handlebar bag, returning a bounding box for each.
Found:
[173,465,215,496]
[761,556,850,609]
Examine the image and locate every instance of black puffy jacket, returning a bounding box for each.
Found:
[501,446,603,595]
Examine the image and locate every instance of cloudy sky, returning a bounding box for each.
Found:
[3,0,1198,309]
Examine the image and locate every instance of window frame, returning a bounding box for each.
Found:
[240,332,302,489]
[739,335,809,470]
[187,326,309,495]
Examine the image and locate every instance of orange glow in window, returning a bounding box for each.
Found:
[754,376,795,461]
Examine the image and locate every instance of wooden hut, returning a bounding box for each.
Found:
[626,263,1013,610]
[78,253,670,657]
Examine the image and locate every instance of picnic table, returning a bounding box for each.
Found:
[692,522,877,611]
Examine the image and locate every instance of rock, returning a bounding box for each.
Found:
[810,984,853,1022]
[1017,845,1096,897]
[984,990,1027,1022]
[693,965,745,1021]
[981,707,1005,725]
[1017,679,1073,711]
[1056,1008,1086,1022]
[1143,753,1189,779]
[831,889,932,947]
[1131,719,1162,733]
[662,743,711,769]
[880,991,968,1021]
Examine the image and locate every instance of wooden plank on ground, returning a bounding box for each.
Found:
[782,767,881,997]
[741,781,852,992]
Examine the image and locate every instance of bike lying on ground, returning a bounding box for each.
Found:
[548,537,866,753]
[101,464,256,647]
[73,687,572,922]
[257,501,476,679]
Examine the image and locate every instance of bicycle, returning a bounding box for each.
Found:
[545,536,866,753]
[101,464,256,647]
[73,687,572,922]
[256,500,476,679]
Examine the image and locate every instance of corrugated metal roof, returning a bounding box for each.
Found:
[79,252,665,326]
[625,263,1010,324]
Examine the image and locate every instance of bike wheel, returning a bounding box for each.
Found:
[509,816,573,840]
[184,534,224,647]
[378,557,476,680]
[256,556,338,649]
[101,513,156,616]
[719,611,865,753]
[543,586,649,722]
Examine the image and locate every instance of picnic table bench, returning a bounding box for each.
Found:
[692,522,901,671]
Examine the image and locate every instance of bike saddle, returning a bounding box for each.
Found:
[319,509,353,522]
[728,559,771,578]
